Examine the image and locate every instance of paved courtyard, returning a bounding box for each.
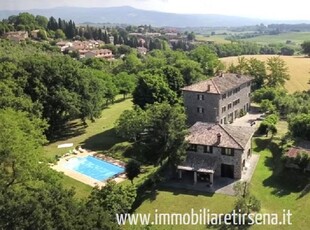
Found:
[230,111,263,127]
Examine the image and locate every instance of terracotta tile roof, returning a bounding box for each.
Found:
[178,153,218,173]
[186,122,255,150]
[181,73,253,94]
[285,147,310,158]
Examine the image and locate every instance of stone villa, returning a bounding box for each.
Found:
[177,122,255,184]
[182,73,252,125]
[178,73,255,185]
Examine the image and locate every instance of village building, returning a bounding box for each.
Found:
[84,49,114,59]
[3,31,28,42]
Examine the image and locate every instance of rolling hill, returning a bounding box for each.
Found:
[1,6,310,27]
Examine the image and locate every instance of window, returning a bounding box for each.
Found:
[222,106,226,113]
[233,87,240,94]
[222,93,226,100]
[204,145,213,153]
[247,82,251,87]
[197,94,204,100]
[228,103,232,110]
[188,144,197,152]
[197,107,204,114]
[228,91,233,97]
[221,148,234,156]
[234,110,238,118]
[233,99,240,106]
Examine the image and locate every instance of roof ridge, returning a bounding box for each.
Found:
[219,124,244,150]
[210,78,220,94]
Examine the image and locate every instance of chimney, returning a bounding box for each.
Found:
[217,133,222,143]
[207,84,211,91]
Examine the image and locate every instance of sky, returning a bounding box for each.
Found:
[0,0,309,20]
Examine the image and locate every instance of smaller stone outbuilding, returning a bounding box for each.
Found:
[178,122,255,185]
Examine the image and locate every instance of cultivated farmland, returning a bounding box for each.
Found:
[221,55,310,93]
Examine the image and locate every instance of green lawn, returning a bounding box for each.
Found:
[127,121,310,229]
[127,190,235,230]
[60,175,93,199]
[44,97,133,161]
[250,120,310,229]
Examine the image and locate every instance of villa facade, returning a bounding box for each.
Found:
[182,73,253,125]
[178,73,256,186]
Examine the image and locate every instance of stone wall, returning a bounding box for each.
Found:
[218,82,251,124]
[187,136,252,179]
[183,91,220,125]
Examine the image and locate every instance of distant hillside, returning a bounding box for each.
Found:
[2,6,309,27]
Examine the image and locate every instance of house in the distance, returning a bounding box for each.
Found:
[285,146,310,171]
[182,73,253,125]
[84,49,114,60]
[3,31,28,42]
[177,122,255,185]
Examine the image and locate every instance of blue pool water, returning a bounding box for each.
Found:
[64,156,124,181]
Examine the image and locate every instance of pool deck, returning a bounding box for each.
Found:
[51,149,126,188]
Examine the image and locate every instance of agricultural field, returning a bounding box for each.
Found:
[240,32,310,45]
[195,34,231,44]
[221,55,310,93]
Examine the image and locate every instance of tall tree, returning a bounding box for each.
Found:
[142,103,188,166]
[47,16,58,31]
[115,106,148,141]
[189,45,220,76]
[301,41,310,56]
[266,56,290,88]
[132,74,178,109]
[246,58,267,90]
[0,109,47,191]
[174,59,205,85]
[125,160,141,184]
[89,181,136,217]
[161,65,184,95]
[113,72,136,99]
[35,15,48,29]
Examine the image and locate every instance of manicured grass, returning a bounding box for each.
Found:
[127,190,235,230]
[44,97,133,161]
[221,55,310,93]
[127,121,310,229]
[250,121,310,229]
[60,175,93,199]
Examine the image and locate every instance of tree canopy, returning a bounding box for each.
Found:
[116,102,188,166]
[301,41,310,56]
[132,73,178,109]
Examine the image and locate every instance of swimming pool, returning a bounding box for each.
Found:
[64,156,124,181]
